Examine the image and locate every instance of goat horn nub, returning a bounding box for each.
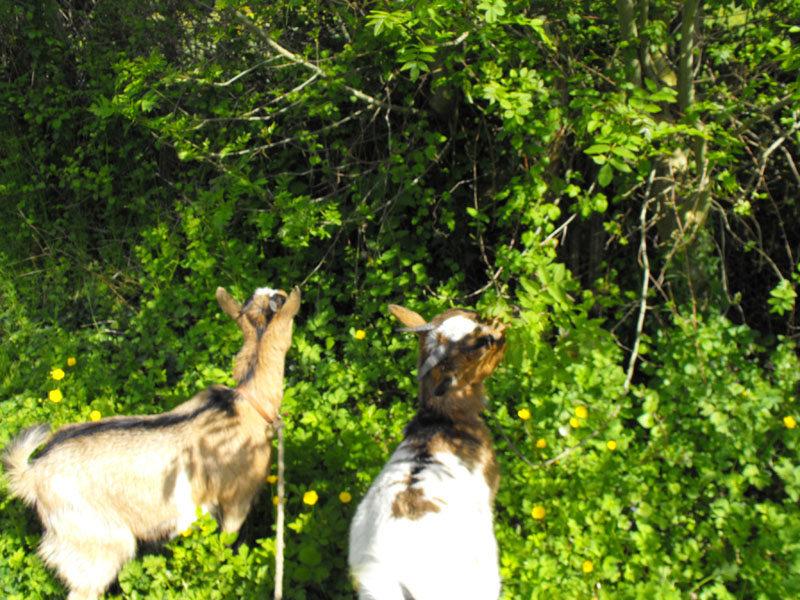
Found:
[417,343,448,380]
[397,323,436,333]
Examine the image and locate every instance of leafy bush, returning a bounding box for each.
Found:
[2,0,800,599]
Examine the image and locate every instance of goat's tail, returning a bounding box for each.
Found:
[2,424,51,505]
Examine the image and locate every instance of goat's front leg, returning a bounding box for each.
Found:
[220,498,255,535]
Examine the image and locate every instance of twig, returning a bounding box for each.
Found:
[541,213,576,246]
[197,59,276,87]
[300,226,344,287]
[207,110,366,159]
[487,411,537,468]
[781,145,800,188]
[540,404,622,467]
[274,418,285,600]
[472,158,495,286]
[440,29,471,47]
[231,10,423,115]
[734,94,794,136]
[624,174,654,394]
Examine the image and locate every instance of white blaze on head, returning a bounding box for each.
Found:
[427,315,478,352]
[253,286,277,297]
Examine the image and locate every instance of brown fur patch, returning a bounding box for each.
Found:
[391,487,443,520]
[427,423,500,498]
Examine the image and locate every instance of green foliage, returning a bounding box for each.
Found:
[2,0,800,598]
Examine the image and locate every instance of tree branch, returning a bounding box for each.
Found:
[678,0,699,112]
[616,0,641,86]
[232,10,423,115]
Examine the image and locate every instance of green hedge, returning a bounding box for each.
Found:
[2,0,800,598]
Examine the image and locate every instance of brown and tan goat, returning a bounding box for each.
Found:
[349,304,507,600]
[2,285,300,600]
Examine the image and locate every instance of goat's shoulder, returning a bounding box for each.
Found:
[169,385,237,417]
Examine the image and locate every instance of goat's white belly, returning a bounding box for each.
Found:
[173,470,211,535]
[349,445,500,600]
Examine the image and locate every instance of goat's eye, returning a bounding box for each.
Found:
[473,335,495,350]
[269,294,286,312]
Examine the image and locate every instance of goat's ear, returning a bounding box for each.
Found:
[278,286,301,320]
[216,287,242,319]
[389,304,427,328]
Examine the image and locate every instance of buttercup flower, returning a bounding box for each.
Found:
[607,440,618,451]
[339,491,352,503]
[582,560,594,574]
[182,528,192,537]
[267,475,278,484]
[569,417,580,428]
[532,505,546,520]
[50,368,65,381]
[355,329,366,340]
[49,389,63,403]
[89,410,102,421]
[784,416,797,429]
[273,496,280,506]
[536,438,547,449]
[517,408,531,421]
[303,490,319,506]
[575,406,588,419]
[67,357,76,367]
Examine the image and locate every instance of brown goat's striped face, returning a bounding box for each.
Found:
[242,287,289,335]
[390,306,506,397]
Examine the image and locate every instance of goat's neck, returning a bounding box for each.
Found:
[419,382,488,424]
[237,336,288,420]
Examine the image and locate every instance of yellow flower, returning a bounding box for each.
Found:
[531,505,546,520]
[89,410,102,421]
[267,475,278,484]
[575,406,588,419]
[182,528,192,537]
[273,495,280,506]
[517,408,531,421]
[785,415,797,429]
[607,440,618,451]
[50,368,65,381]
[536,438,547,449]
[339,491,352,503]
[582,560,594,574]
[303,490,319,506]
[49,389,63,403]
[569,417,580,428]
[67,357,76,367]
[354,329,366,340]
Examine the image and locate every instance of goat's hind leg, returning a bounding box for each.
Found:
[39,516,137,600]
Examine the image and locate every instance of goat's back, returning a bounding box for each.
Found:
[13,386,270,541]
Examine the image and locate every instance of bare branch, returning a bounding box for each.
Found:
[232,10,423,115]
[624,171,655,394]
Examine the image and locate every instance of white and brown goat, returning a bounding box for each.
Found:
[349,304,507,600]
[2,285,300,600]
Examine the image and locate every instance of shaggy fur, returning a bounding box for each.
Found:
[2,285,300,600]
[349,304,507,600]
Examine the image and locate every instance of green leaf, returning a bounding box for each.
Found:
[598,163,613,187]
[585,144,611,155]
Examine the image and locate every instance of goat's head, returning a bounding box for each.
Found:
[216,285,301,383]
[389,304,506,406]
